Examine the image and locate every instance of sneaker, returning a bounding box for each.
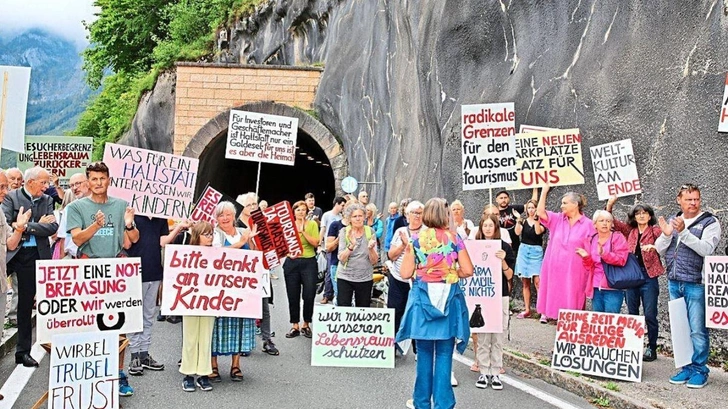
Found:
[141,355,165,371]
[540,315,548,324]
[643,347,657,362]
[196,376,213,391]
[405,399,415,409]
[491,375,503,390]
[118,371,134,396]
[686,372,708,389]
[178,358,182,367]
[263,340,280,356]
[450,371,458,387]
[157,313,166,322]
[475,374,488,389]
[182,376,195,392]
[255,327,262,335]
[167,316,182,324]
[669,368,693,385]
[128,357,143,376]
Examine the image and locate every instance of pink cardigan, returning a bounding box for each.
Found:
[612,219,665,278]
[581,233,629,298]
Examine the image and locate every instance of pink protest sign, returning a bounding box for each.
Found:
[103,143,198,219]
[461,240,503,333]
[706,256,728,329]
[161,245,265,318]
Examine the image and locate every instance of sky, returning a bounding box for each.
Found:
[0,0,98,49]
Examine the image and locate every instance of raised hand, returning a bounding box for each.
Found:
[95,210,106,227]
[658,216,672,236]
[15,206,31,226]
[124,207,135,226]
[39,214,56,224]
[368,237,377,249]
[672,216,685,233]
[495,249,506,260]
[606,195,617,211]
[575,248,589,258]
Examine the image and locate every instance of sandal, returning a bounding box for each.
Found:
[517,311,531,319]
[230,367,244,382]
[208,366,221,383]
[301,327,312,339]
[285,327,300,338]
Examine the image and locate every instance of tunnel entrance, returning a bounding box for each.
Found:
[183,101,348,208]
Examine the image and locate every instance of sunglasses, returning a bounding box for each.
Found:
[680,183,698,191]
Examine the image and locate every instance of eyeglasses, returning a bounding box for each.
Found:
[410,211,423,216]
[202,232,214,237]
[69,182,85,188]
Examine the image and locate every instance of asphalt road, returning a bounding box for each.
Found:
[0,278,593,409]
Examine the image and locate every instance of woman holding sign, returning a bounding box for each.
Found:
[606,197,663,361]
[210,201,257,382]
[337,203,379,307]
[397,198,474,409]
[180,221,216,392]
[472,214,515,390]
[576,210,629,313]
[284,201,320,339]
[536,186,595,323]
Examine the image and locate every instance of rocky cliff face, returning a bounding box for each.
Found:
[125,0,728,352]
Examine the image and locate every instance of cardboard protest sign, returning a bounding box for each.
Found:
[103,143,198,219]
[706,256,728,329]
[668,298,694,368]
[226,110,298,166]
[461,103,517,190]
[161,245,265,318]
[519,124,555,133]
[461,240,503,333]
[311,305,395,368]
[0,65,31,153]
[35,258,143,344]
[251,201,303,269]
[49,332,119,409]
[590,139,641,200]
[17,136,93,188]
[190,184,245,226]
[719,73,728,133]
[514,128,584,189]
[552,310,645,382]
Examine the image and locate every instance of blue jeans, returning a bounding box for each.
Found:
[414,338,455,409]
[626,274,659,350]
[330,265,338,304]
[668,280,709,375]
[592,288,624,313]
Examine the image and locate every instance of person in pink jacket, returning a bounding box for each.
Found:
[577,210,629,313]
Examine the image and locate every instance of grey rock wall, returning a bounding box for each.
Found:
[124,0,728,355]
[118,71,176,153]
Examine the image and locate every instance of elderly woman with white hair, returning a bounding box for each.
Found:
[338,203,379,307]
[386,200,425,338]
[576,210,630,313]
[209,201,257,383]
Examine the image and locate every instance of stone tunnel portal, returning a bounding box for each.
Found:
[196,128,335,206]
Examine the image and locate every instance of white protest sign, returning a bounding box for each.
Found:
[311,305,395,368]
[36,258,143,343]
[514,128,584,189]
[49,332,119,409]
[226,110,298,166]
[17,136,93,188]
[461,103,517,190]
[590,139,641,200]
[104,143,198,219]
[707,256,728,329]
[668,298,694,368]
[552,310,645,382]
[0,65,30,153]
[719,73,728,133]
[161,245,265,318]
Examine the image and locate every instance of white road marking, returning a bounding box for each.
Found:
[452,353,586,409]
[0,342,47,409]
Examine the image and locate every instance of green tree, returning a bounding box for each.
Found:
[82,0,173,88]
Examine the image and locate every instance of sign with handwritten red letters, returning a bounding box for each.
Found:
[552,310,645,382]
[719,73,728,133]
[251,201,303,269]
[461,103,517,190]
[706,256,728,329]
[35,258,143,344]
[49,332,120,409]
[161,245,265,319]
[461,240,503,333]
[103,143,199,219]
[190,185,223,225]
[311,306,395,368]
[589,139,642,200]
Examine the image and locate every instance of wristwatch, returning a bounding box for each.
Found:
[125,222,137,231]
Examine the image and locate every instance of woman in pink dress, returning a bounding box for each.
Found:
[535,186,595,323]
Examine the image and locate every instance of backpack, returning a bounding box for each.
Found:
[344,225,374,248]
